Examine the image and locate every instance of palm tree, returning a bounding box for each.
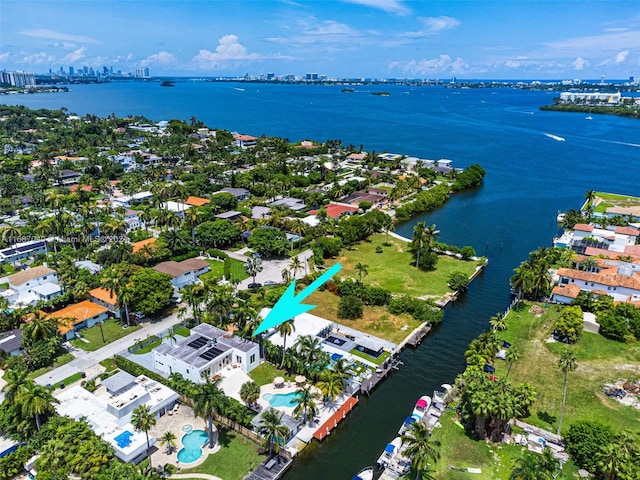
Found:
[24,311,57,342]
[182,283,204,323]
[281,267,291,284]
[557,349,577,435]
[244,254,263,284]
[579,256,599,272]
[401,421,441,480]
[131,404,156,468]
[1,368,29,406]
[490,312,507,331]
[315,369,345,404]
[509,451,552,480]
[382,215,395,243]
[288,256,303,279]
[183,208,203,244]
[16,381,58,431]
[257,408,290,459]
[206,285,234,328]
[1,222,21,261]
[160,431,177,454]
[193,378,228,449]
[505,346,521,379]
[354,262,368,284]
[239,381,260,407]
[292,385,319,424]
[276,319,296,369]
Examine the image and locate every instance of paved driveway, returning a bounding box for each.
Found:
[237,249,314,290]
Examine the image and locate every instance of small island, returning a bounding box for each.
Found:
[160,80,175,87]
[372,91,390,96]
[541,91,640,119]
[341,88,355,93]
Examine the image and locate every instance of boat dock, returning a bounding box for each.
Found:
[313,396,359,441]
[244,454,293,480]
[404,324,431,348]
[359,358,402,396]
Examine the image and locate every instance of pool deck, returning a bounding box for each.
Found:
[149,404,219,470]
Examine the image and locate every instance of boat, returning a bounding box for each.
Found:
[411,395,431,420]
[433,384,453,404]
[377,437,402,466]
[398,414,420,435]
[586,116,593,120]
[557,211,566,223]
[545,133,565,142]
[352,466,374,480]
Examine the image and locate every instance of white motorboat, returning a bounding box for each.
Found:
[411,395,431,420]
[545,133,565,142]
[377,436,402,466]
[433,384,453,404]
[352,466,374,480]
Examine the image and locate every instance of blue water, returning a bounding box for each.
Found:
[113,430,133,448]
[3,82,640,478]
[177,429,208,464]
[263,391,302,408]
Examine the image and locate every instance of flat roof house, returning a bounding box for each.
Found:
[152,258,210,290]
[153,323,260,383]
[55,372,179,463]
[0,239,48,264]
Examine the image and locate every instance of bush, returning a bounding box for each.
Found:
[554,305,583,343]
[564,420,614,471]
[313,237,342,258]
[375,245,383,253]
[417,250,438,271]
[338,295,364,319]
[208,248,229,259]
[460,245,476,259]
[448,272,470,292]
[171,250,199,262]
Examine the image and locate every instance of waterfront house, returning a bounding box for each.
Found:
[47,300,109,340]
[152,258,210,290]
[604,205,640,221]
[552,266,640,304]
[54,372,179,463]
[152,323,260,382]
[233,133,258,149]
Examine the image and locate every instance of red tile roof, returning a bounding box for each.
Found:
[552,284,582,299]
[557,267,640,290]
[615,226,640,236]
[574,223,594,232]
[308,203,359,219]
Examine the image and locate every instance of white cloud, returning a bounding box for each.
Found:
[21,52,54,65]
[48,42,77,49]
[615,50,629,63]
[62,47,88,63]
[505,60,521,69]
[402,16,460,38]
[140,51,177,67]
[545,30,640,53]
[192,35,290,69]
[0,52,11,62]
[267,20,360,46]
[390,54,468,75]
[572,57,589,70]
[20,28,99,44]
[342,0,410,16]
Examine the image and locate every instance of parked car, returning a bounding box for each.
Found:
[264,280,277,286]
[248,282,263,289]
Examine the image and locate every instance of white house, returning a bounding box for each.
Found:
[6,266,60,307]
[552,266,640,304]
[0,239,48,264]
[54,372,179,463]
[152,323,260,383]
[152,258,210,290]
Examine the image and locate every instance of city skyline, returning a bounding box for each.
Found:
[1,0,640,79]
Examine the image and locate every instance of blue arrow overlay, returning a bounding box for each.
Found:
[252,263,343,336]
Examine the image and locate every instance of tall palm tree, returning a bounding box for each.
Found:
[557,349,577,435]
[183,208,203,244]
[490,312,507,331]
[193,378,228,449]
[315,369,345,403]
[131,404,156,468]
[16,381,58,431]
[288,256,303,279]
[1,368,29,406]
[401,421,441,480]
[505,346,521,379]
[182,283,204,323]
[257,408,290,459]
[24,311,57,342]
[206,286,234,328]
[1,222,22,261]
[276,319,295,369]
[292,385,319,424]
[354,262,368,284]
[239,381,260,407]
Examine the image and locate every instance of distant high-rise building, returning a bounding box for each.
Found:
[0,71,36,87]
[267,72,275,80]
[600,75,605,85]
[630,76,635,84]
[69,66,75,76]
[103,66,109,75]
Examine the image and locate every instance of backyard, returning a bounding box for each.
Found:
[326,234,480,299]
[69,318,140,352]
[591,191,640,213]
[201,257,249,283]
[494,301,640,434]
[248,362,292,386]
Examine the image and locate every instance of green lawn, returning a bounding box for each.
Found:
[327,234,480,299]
[69,318,140,352]
[174,326,191,337]
[426,410,579,480]
[308,289,422,344]
[183,428,264,480]
[349,348,391,366]
[495,302,640,434]
[99,358,119,372]
[202,258,249,283]
[134,337,161,354]
[591,191,640,213]
[56,372,84,388]
[248,362,292,386]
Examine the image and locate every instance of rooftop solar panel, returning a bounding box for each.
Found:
[188,336,208,349]
[200,346,224,361]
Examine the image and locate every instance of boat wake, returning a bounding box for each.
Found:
[545,133,565,142]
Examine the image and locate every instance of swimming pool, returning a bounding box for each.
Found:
[114,430,134,448]
[262,391,302,408]
[177,430,208,464]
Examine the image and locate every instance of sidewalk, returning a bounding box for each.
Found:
[34,307,190,386]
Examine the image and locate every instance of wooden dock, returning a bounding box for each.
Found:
[244,455,293,480]
[359,358,402,396]
[405,324,431,348]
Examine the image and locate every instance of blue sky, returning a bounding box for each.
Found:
[2,0,640,79]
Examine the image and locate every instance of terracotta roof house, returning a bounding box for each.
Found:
[308,202,358,219]
[552,267,640,304]
[89,287,120,318]
[47,300,109,340]
[185,196,210,207]
[152,258,210,289]
[132,237,157,255]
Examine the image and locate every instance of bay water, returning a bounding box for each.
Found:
[3,81,639,478]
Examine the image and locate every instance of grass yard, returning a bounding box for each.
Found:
[56,372,84,388]
[248,362,292,386]
[307,289,421,344]
[99,358,119,372]
[27,352,74,380]
[174,326,191,337]
[349,348,391,366]
[69,318,140,351]
[202,258,249,283]
[591,191,640,213]
[183,428,264,480]
[425,410,579,480]
[495,301,640,434]
[327,234,479,299]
